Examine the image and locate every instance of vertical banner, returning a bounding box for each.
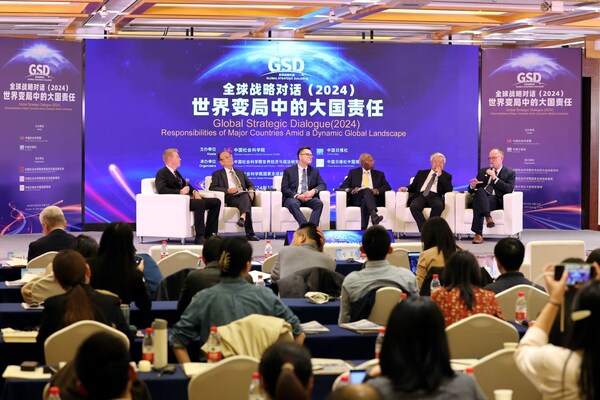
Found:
[482,49,582,229]
[0,38,83,234]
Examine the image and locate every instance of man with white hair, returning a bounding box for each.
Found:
[399,152,453,232]
[27,205,76,261]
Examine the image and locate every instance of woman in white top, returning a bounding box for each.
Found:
[515,263,600,400]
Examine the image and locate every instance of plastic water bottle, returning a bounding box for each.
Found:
[142,327,154,364]
[206,326,223,363]
[375,327,385,359]
[48,387,61,400]
[400,293,407,300]
[264,240,273,259]
[248,372,264,400]
[339,375,349,386]
[515,291,527,324]
[465,367,475,375]
[430,274,441,294]
[160,241,169,260]
[255,274,265,287]
[197,256,203,269]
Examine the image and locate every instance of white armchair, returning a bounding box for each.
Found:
[204,176,271,236]
[271,175,330,233]
[335,190,396,231]
[521,240,586,283]
[454,191,523,240]
[395,191,456,236]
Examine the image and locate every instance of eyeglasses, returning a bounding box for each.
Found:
[488,156,501,160]
[300,153,313,157]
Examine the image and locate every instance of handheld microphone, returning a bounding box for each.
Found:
[185,178,190,185]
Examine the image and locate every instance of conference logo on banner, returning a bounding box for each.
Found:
[0,39,83,236]
[482,49,581,229]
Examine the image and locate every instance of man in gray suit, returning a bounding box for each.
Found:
[270,222,336,284]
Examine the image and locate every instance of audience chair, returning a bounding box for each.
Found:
[188,355,259,400]
[44,320,129,365]
[454,191,523,240]
[148,244,202,262]
[473,349,542,400]
[496,284,549,321]
[386,248,410,269]
[156,250,199,277]
[445,314,519,359]
[261,253,278,274]
[521,240,586,284]
[335,189,396,230]
[368,287,403,326]
[27,251,58,269]
[395,189,456,236]
[271,175,330,234]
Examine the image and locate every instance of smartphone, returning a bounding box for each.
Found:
[349,369,367,384]
[135,256,142,265]
[554,263,593,285]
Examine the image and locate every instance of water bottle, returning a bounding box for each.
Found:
[430,274,441,294]
[375,327,385,359]
[160,241,169,260]
[339,375,349,386]
[142,327,154,364]
[515,291,527,324]
[255,274,265,287]
[400,293,407,300]
[206,326,223,363]
[197,256,203,269]
[264,240,273,259]
[465,367,475,375]
[48,387,61,400]
[248,372,264,400]
[152,319,168,369]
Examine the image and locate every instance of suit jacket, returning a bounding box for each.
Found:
[468,166,515,205]
[281,164,327,200]
[340,168,391,206]
[27,229,76,261]
[155,166,196,195]
[209,168,256,195]
[406,169,453,206]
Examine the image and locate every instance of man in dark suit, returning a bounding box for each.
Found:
[281,146,327,226]
[155,148,221,245]
[209,151,260,241]
[27,205,76,261]
[340,153,391,229]
[399,152,453,232]
[468,148,515,244]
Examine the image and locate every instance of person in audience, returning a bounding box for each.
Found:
[339,153,391,229]
[366,297,486,399]
[271,222,335,284]
[36,249,129,348]
[431,251,504,326]
[515,263,600,400]
[259,342,313,400]
[586,248,600,265]
[27,205,76,261]
[329,385,382,400]
[416,217,460,290]
[338,225,419,324]
[170,237,305,363]
[484,237,544,294]
[87,222,151,312]
[398,152,453,232]
[22,234,99,304]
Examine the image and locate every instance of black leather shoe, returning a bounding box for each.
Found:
[371,214,384,225]
[246,234,260,241]
[194,235,205,245]
[486,216,495,228]
[237,218,245,228]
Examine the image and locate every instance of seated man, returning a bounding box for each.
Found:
[484,237,545,294]
[339,226,418,324]
[27,205,76,261]
[271,222,335,284]
[340,153,391,229]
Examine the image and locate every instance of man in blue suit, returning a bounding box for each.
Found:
[281,146,327,226]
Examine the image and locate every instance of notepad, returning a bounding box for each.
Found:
[301,320,330,334]
[2,365,51,379]
[340,319,383,333]
[312,358,352,375]
[1,328,38,343]
[181,362,216,377]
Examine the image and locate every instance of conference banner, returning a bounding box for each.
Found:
[0,38,83,235]
[481,48,582,229]
[85,40,479,225]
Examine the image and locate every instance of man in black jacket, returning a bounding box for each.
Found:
[27,206,76,261]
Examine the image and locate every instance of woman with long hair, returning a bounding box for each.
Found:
[259,342,313,400]
[417,216,460,289]
[516,264,600,400]
[431,251,503,326]
[367,297,485,399]
[87,222,150,311]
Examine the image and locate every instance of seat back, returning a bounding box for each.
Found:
[368,287,403,325]
[473,349,542,400]
[273,175,283,191]
[446,314,519,359]
[496,284,549,321]
[386,248,409,269]
[188,356,259,400]
[44,320,130,365]
[141,178,158,194]
[27,251,58,269]
[523,240,586,283]
[261,253,278,273]
[157,250,200,277]
[148,245,202,262]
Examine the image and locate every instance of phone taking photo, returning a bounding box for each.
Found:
[135,256,142,265]
[349,370,367,384]
[554,263,593,285]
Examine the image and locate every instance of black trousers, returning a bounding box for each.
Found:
[226,192,254,235]
[409,193,445,232]
[349,189,379,230]
[470,189,501,235]
[190,197,221,237]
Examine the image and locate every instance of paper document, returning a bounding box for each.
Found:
[312,358,352,375]
[340,319,383,333]
[301,320,330,334]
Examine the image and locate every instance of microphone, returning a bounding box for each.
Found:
[185,178,190,185]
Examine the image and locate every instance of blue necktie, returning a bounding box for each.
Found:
[300,169,308,193]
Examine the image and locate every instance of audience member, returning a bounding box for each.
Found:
[87,222,151,312]
[170,237,304,363]
[366,297,485,399]
[36,250,129,349]
[27,205,76,261]
[416,217,460,290]
[271,222,335,284]
[515,263,600,400]
[339,226,418,324]
[259,342,313,400]
[484,237,544,294]
[432,251,504,326]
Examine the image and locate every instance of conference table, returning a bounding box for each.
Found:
[0,267,23,283]
[0,283,24,303]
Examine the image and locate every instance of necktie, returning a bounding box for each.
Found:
[484,171,496,195]
[301,169,308,193]
[174,171,183,188]
[362,171,369,188]
[230,170,243,191]
[423,173,436,197]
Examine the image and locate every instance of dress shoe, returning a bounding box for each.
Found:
[194,235,205,245]
[486,216,495,228]
[371,214,384,225]
[237,218,245,228]
[246,234,260,241]
[472,234,484,244]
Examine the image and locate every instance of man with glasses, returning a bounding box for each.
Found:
[209,151,260,241]
[281,146,327,226]
[468,148,515,244]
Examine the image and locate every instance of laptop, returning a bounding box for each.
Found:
[408,252,420,274]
